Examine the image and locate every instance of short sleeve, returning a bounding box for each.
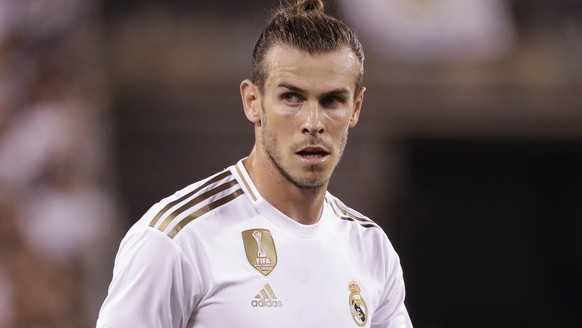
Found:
[371,235,413,328]
[97,226,199,328]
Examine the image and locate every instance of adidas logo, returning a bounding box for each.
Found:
[251,284,283,308]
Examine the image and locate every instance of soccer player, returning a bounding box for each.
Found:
[97,0,413,327]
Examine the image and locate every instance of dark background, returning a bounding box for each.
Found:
[101,0,582,326]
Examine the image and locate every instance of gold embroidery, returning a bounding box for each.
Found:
[236,163,257,202]
[167,189,243,239]
[242,229,277,276]
[149,170,231,227]
[158,179,237,231]
[348,280,368,327]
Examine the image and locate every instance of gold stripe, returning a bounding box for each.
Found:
[235,163,257,202]
[265,284,277,299]
[168,189,244,239]
[149,171,232,227]
[331,199,379,229]
[159,179,238,232]
[260,290,269,299]
[338,216,379,229]
[329,199,343,218]
[332,199,369,223]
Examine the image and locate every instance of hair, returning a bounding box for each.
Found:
[251,0,365,96]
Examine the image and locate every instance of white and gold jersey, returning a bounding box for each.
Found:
[97,160,412,328]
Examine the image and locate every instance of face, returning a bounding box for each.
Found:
[244,44,365,190]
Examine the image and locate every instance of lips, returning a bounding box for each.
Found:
[296,146,330,158]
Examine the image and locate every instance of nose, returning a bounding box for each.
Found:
[301,102,324,135]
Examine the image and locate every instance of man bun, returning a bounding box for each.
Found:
[292,0,324,14]
[252,0,364,95]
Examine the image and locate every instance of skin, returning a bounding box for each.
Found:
[240,44,365,225]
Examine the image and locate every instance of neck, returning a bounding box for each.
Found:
[243,147,327,225]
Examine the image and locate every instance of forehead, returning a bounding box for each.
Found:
[263,44,360,94]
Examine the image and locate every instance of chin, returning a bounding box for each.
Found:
[293,172,331,190]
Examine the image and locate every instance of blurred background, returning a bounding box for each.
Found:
[0,0,581,327]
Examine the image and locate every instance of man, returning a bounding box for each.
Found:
[97,0,412,327]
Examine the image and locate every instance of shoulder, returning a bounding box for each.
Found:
[325,192,399,261]
[138,166,245,239]
[326,192,382,231]
[99,220,199,327]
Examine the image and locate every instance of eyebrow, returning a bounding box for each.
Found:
[277,83,351,98]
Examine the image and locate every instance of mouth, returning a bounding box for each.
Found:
[296,146,330,159]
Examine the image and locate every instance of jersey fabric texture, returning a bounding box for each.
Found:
[97,159,412,328]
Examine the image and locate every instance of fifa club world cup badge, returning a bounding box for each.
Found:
[348,280,368,327]
[242,229,277,276]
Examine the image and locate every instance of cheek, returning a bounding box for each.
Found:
[325,106,355,123]
[327,115,352,135]
[263,113,295,139]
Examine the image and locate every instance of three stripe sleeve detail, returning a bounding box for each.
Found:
[330,198,380,229]
[149,170,243,238]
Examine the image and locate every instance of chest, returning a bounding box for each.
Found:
[188,225,383,328]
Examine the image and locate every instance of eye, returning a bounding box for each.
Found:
[320,95,345,109]
[282,92,303,104]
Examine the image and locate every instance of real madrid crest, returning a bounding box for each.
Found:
[242,229,277,276]
[348,280,368,327]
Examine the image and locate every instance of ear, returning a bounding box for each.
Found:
[240,79,261,124]
[349,86,365,128]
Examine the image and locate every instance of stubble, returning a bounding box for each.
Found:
[260,105,349,190]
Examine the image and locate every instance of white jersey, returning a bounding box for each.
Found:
[97,160,412,328]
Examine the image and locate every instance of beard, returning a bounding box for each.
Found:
[260,106,348,191]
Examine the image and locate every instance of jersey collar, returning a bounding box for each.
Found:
[233,159,330,238]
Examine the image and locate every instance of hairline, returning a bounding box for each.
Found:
[256,42,364,99]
